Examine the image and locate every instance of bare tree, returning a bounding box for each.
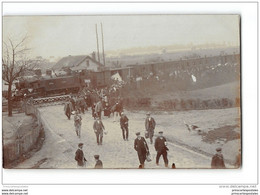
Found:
[2,35,36,116]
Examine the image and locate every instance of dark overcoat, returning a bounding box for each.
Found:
[75,149,86,167]
[211,153,226,169]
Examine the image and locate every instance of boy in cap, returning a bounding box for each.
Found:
[94,155,103,169]
[145,112,156,144]
[154,131,169,167]
[211,147,226,169]
[75,143,87,168]
[134,132,149,168]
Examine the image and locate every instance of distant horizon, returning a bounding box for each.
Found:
[3,15,240,59]
[34,45,239,61]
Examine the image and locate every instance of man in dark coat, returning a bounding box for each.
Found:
[154,131,169,167]
[134,132,149,168]
[64,101,72,120]
[120,112,129,141]
[93,118,105,145]
[211,147,226,169]
[145,113,156,144]
[75,143,87,168]
[94,155,103,169]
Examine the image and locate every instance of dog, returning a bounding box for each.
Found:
[183,121,200,133]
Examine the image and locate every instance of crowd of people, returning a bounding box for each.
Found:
[71,105,173,169]
[128,61,239,91]
[61,74,241,169]
[63,90,241,169]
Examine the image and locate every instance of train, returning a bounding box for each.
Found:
[13,69,113,100]
[12,53,240,101]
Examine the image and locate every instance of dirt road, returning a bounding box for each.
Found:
[15,105,226,169]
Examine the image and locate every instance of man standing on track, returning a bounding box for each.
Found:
[145,112,156,144]
[93,118,105,145]
[154,131,169,167]
[120,112,129,141]
[134,132,149,168]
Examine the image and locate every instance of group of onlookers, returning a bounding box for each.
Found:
[70,105,241,169]
[64,86,241,169]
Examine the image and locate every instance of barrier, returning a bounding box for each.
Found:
[3,105,43,168]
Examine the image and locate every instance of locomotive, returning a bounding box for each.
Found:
[13,69,112,101]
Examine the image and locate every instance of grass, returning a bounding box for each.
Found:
[201,125,240,144]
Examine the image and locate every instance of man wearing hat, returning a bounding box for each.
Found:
[134,132,149,168]
[74,111,82,138]
[120,112,129,141]
[145,112,156,144]
[211,147,226,169]
[93,118,105,145]
[94,155,103,169]
[75,143,87,168]
[154,131,169,167]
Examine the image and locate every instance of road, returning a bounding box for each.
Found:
[16,105,212,169]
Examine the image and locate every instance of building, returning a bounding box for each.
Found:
[53,53,104,72]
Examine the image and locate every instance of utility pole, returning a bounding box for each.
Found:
[101,22,106,66]
[95,24,101,63]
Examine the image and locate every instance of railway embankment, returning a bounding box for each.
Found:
[3,105,45,168]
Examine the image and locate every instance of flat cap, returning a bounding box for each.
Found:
[78,143,83,147]
[216,147,222,152]
[94,155,100,159]
[158,131,163,134]
[136,132,140,136]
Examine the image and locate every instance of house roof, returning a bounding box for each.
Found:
[53,55,103,70]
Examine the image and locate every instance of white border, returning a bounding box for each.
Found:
[1,2,258,186]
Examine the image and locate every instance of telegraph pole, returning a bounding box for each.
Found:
[95,24,101,63]
[101,23,106,66]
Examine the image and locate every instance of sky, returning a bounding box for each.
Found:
[3,15,240,58]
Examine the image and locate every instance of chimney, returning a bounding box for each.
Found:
[92,51,96,61]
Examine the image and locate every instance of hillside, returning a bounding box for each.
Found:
[152,81,240,103]
[121,81,240,111]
